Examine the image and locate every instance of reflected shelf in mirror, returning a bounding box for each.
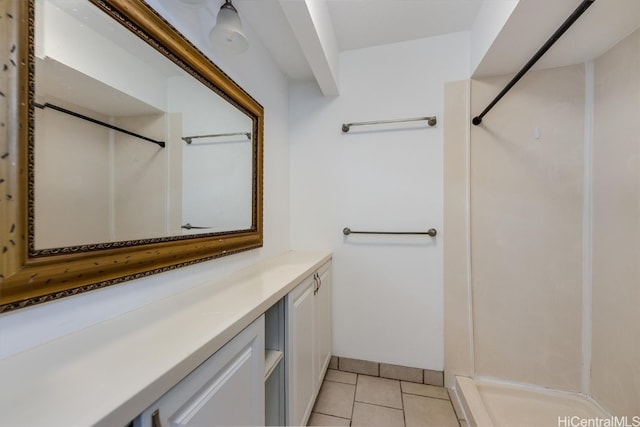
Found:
[182,132,251,144]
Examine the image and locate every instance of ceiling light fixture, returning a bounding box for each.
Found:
[210,0,248,55]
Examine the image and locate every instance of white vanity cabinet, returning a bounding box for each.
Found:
[134,316,265,427]
[134,260,332,427]
[287,260,332,426]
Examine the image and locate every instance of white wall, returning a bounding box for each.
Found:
[0,0,290,359]
[290,32,470,370]
[170,76,254,233]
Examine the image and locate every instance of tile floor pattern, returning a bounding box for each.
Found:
[307,369,462,427]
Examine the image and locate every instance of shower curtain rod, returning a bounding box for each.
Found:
[182,132,251,144]
[341,116,437,133]
[471,0,595,126]
[34,102,166,147]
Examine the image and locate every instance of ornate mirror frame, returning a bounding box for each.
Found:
[0,0,264,313]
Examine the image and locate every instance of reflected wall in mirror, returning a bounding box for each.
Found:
[0,0,263,312]
[34,0,253,249]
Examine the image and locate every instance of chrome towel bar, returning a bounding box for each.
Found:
[182,132,251,144]
[343,227,437,237]
[341,116,437,132]
[181,223,212,230]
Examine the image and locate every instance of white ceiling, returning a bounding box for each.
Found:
[235,0,484,81]
[326,0,484,51]
[233,0,640,88]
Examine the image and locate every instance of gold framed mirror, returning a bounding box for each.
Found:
[0,0,264,312]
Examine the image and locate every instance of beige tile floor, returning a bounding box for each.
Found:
[307,369,461,427]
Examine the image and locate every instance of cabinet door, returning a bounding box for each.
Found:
[135,316,265,427]
[315,264,332,388]
[286,275,316,427]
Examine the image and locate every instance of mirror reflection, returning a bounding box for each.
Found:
[33,0,254,250]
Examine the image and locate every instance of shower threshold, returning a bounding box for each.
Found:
[454,376,610,427]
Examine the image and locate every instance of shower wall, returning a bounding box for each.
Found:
[591,28,640,417]
[469,65,586,392]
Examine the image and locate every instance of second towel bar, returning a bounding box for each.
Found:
[343,227,437,237]
[341,116,437,133]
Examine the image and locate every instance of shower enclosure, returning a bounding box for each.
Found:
[443,27,640,426]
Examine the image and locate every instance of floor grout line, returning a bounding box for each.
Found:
[353,399,404,411]
[401,391,451,401]
[401,392,408,427]
[310,410,351,421]
[323,378,357,386]
[347,373,361,425]
[400,381,406,427]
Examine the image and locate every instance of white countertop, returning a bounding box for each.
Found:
[0,250,331,427]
